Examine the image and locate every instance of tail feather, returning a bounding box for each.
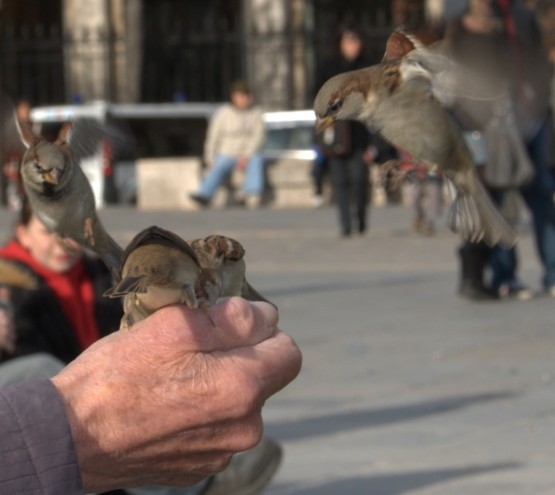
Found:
[448,176,516,248]
[241,280,277,309]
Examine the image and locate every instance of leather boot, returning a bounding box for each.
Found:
[458,243,499,301]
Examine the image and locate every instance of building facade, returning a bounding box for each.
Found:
[0,0,397,109]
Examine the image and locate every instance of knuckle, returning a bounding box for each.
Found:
[224,297,255,330]
[224,371,263,417]
[230,414,264,452]
[204,453,234,475]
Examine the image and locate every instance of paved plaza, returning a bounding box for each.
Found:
[2,204,554,494]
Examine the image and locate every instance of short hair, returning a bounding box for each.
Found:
[18,195,33,226]
[230,80,252,95]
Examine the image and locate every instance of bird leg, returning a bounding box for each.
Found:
[379,159,412,190]
[83,217,96,248]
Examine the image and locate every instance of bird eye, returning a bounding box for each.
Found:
[329,99,342,114]
[33,161,41,172]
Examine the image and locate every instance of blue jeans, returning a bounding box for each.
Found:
[196,154,264,200]
[489,122,555,290]
[0,353,65,388]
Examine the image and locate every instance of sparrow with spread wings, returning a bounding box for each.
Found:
[314,30,516,247]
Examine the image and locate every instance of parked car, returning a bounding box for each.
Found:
[30,102,317,207]
[261,109,317,161]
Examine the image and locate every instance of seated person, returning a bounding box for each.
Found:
[190,80,266,209]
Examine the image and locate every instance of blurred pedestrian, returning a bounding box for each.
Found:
[315,24,396,237]
[2,99,32,211]
[400,152,444,236]
[190,80,266,209]
[446,0,555,300]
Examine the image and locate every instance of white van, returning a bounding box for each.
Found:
[31,102,317,207]
[31,101,220,207]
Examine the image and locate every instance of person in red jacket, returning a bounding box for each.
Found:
[0,198,121,380]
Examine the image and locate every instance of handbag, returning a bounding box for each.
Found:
[315,120,352,158]
[482,97,535,188]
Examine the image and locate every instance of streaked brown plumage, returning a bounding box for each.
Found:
[314,29,516,247]
[105,229,275,329]
[104,226,208,329]
[188,235,276,308]
[18,122,123,278]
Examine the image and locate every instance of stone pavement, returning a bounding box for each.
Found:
[2,204,554,494]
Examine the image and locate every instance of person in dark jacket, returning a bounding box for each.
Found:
[315,24,397,237]
[446,0,555,301]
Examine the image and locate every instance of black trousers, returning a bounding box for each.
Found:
[329,152,370,235]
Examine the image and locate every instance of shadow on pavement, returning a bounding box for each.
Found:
[264,275,429,299]
[266,391,518,441]
[276,462,520,495]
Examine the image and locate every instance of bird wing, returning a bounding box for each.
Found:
[402,41,501,106]
[104,275,147,297]
[241,280,277,309]
[122,226,200,268]
[0,93,31,157]
[67,118,136,163]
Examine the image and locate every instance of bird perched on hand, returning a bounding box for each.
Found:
[188,235,276,308]
[104,226,212,329]
[313,29,516,247]
[17,121,123,278]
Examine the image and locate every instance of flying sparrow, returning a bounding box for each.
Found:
[314,29,516,247]
[104,226,214,329]
[188,235,276,308]
[17,121,124,278]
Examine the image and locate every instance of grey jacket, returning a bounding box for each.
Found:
[0,379,82,494]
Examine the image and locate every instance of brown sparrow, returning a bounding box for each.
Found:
[104,226,214,329]
[17,121,123,278]
[314,30,516,247]
[188,235,276,308]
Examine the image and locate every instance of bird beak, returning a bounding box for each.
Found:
[315,116,334,134]
[43,170,60,185]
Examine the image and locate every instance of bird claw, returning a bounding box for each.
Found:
[379,159,411,190]
[198,301,216,327]
[83,217,96,248]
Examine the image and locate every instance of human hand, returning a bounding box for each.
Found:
[51,298,301,493]
[363,145,378,165]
